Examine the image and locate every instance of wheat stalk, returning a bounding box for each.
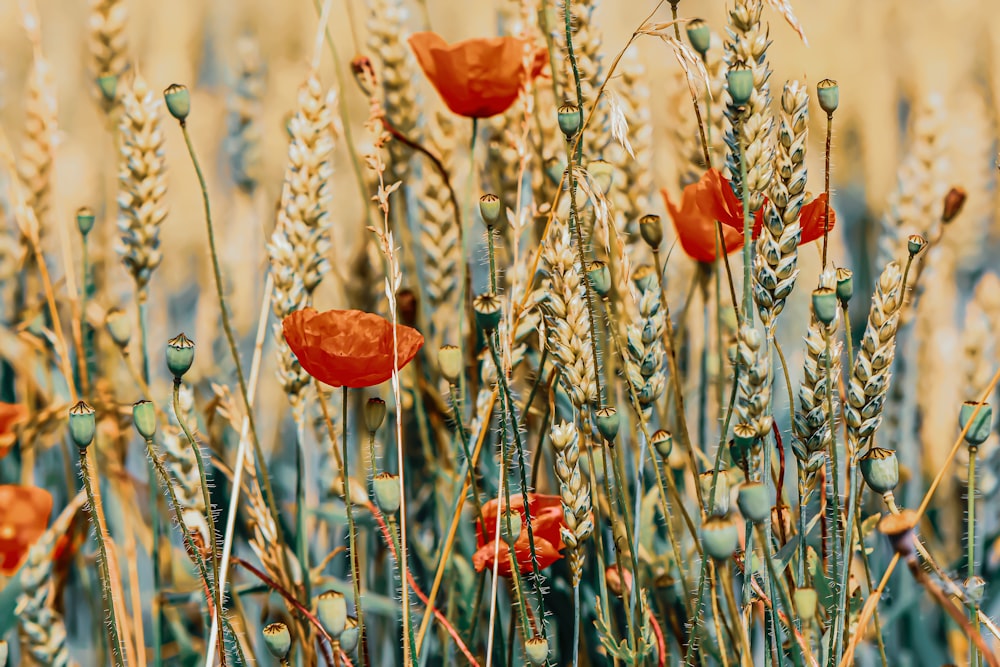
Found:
[88,0,128,110]
[554,0,611,161]
[19,53,56,226]
[225,35,265,195]
[735,324,772,479]
[160,384,211,547]
[552,420,593,585]
[624,266,666,421]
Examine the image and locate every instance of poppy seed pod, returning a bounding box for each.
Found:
[726,62,754,106]
[959,401,993,447]
[104,308,132,348]
[700,517,739,560]
[364,397,387,434]
[595,407,620,442]
[132,400,157,440]
[639,214,664,250]
[438,345,463,385]
[499,508,522,547]
[836,267,854,303]
[339,617,360,653]
[793,588,819,622]
[965,576,986,604]
[525,636,550,665]
[558,104,582,138]
[479,193,502,228]
[878,509,918,559]
[163,83,191,122]
[816,78,839,115]
[166,333,195,380]
[859,447,899,494]
[262,622,292,659]
[76,206,96,237]
[700,470,730,517]
[588,159,614,195]
[97,74,117,105]
[587,261,612,298]
[737,481,771,524]
[317,590,347,637]
[473,293,503,332]
[907,234,927,257]
[730,422,757,466]
[652,429,673,459]
[941,186,967,224]
[632,264,656,292]
[69,401,97,449]
[686,18,711,56]
[811,288,838,326]
[372,472,401,514]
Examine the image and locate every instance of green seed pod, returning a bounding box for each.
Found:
[499,508,522,547]
[859,447,899,495]
[438,345,463,385]
[339,617,359,654]
[76,206,96,237]
[317,590,347,638]
[163,83,191,121]
[816,78,839,115]
[730,423,757,466]
[965,576,986,604]
[699,470,730,517]
[878,509,918,558]
[686,18,711,56]
[907,234,927,257]
[651,429,673,459]
[372,472,401,514]
[365,397,387,434]
[132,400,157,440]
[557,104,582,139]
[587,261,612,298]
[727,62,754,106]
[525,636,550,666]
[700,517,739,561]
[473,293,503,333]
[479,193,502,229]
[595,407,620,443]
[262,622,292,659]
[166,333,195,379]
[587,159,614,195]
[793,587,818,621]
[835,267,854,303]
[632,264,656,292]
[97,74,118,105]
[69,401,97,449]
[959,401,993,447]
[639,214,664,250]
[104,307,132,348]
[737,481,771,524]
[811,288,838,326]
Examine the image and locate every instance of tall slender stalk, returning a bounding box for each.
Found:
[968,446,980,667]
[341,387,366,667]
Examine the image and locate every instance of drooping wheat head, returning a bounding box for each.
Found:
[88,0,128,110]
[551,420,593,586]
[225,35,265,196]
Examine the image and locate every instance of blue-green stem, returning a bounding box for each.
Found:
[968,446,981,667]
[823,328,843,666]
[736,112,753,323]
[340,386,367,667]
[387,515,419,665]
[599,442,637,654]
[294,412,310,604]
[582,421,617,663]
[448,384,486,535]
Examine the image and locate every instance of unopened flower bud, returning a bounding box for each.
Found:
[499,508,522,547]
[163,83,191,121]
[479,193,502,228]
[652,429,673,459]
[132,400,157,440]
[941,186,966,224]
[262,622,292,659]
[365,397,387,434]
[605,565,633,596]
[372,472,401,514]
[727,62,754,106]
[317,590,347,637]
[959,401,992,447]
[639,214,664,250]
[166,333,195,380]
[835,267,853,303]
[76,207,96,237]
[587,159,614,195]
[525,636,550,666]
[632,264,656,292]
[595,407,620,443]
[701,517,738,560]
[907,234,927,257]
[69,401,97,449]
[438,345,462,385]
[816,79,839,115]
[812,288,838,326]
[557,104,582,139]
[700,470,730,517]
[105,307,131,348]
[686,18,711,56]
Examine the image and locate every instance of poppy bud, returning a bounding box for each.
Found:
[595,407,620,442]
[438,345,463,385]
[365,397,387,434]
[372,472,401,514]
[525,636,550,666]
[163,83,191,122]
[587,159,614,195]
[816,79,839,115]
[76,206,96,237]
[652,429,673,459]
[639,214,663,250]
[587,261,612,298]
[339,617,360,653]
[499,508,522,546]
[396,288,418,327]
[473,293,503,332]
[69,401,97,449]
[686,18,711,56]
[132,400,157,440]
[97,74,117,105]
[262,622,292,659]
[859,447,899,495]
[317,590,347,637]
[700,516,738,560]
[105,307,131,348]
[959,401,992,447]
[941,186,967,224]
[965,576,986,604]
[632,264,656,292]
[726,62,754,106]
[835,267,853,303]
[907,234,927,257]
[166,333,195,380]
[479,193,503,230]
[605,565,633,597]
[878,509,918,559]
[811,288,838,326]
[737,481,771,524]
[558,104,582,139]
[794,587,818,621]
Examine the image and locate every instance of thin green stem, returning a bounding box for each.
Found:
[968,446,980,667]
[600,443,637,653]
[822,113,833,269]
[823,327,843,666]
[487,227,498,295]
[139,297,162,667]
[756,525,805,667]
[294,411,310,604]
[341,387,366,667]
[387,515,419,665]
[737,111,753,323]
[449,384,486,535]
[854,500,889,667]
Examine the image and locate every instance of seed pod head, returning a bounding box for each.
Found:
[166,333,195,379]
[365,397,387,434]
[587,159,614,195]
[793,587,819,621]
[632,264,656,292]
[700,516,739,560]
[686,18,711,56]
[727,62,754,106]
[372,472,401,514]
[737,481,771,524]
[652,429,673,459]
[907,234,927,257]
[97,74,118,105]
[959,401,993,447]
[816,78,839,114]
[499,508,522,547]
[262,622,291,659]
[730,423,757,466]
[965,576,986,604]
[105,307,131,348]
[339,617,360,653]
[699,470,730,517]
[438,345,463,385]
[479,193,502,229]
[76,206,96,237]
[317,590,347,637]
[525,636,550,666]
[639,214,664,250]
[941,186,967,224]
[132,400,157,440]
[595,407,620,443]
[835,267,854,303]
[587,261,612,298]
[163,83,191,122]
[878,509,918,559]
[69,401,97,449]
[859,447,899,494]
[811,288,838,326]
[473,293,503,333]
[557,104,582,139]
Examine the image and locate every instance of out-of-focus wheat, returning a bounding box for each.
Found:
[672,32,727,187]
[88,0,128,110]
[611,47,652,237]
[226,35,265,196]
[19,54,57,225]
[160,384,210,547]
[554,0,611,161]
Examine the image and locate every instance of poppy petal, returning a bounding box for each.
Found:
[799,194,836,245]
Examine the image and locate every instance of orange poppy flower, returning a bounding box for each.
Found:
[0,484,53,575]
[282,308,425,388]
[408,31,548,118]
[473,493,567,577]
[0,402,28,460]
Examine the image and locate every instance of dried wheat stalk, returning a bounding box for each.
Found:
[552,420,593,585]
[226,35,265,195]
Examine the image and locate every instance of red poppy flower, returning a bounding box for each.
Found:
[408,31,548,118]
[0,484,53,575]
[473,493,568,577]
[282,308,425,388]
[0,402,28,460]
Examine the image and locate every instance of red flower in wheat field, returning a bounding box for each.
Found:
[473,493,568,577]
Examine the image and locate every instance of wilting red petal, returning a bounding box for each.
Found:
[799,194,836,245]
[409,31,547,119]
[661,181,743,263]
[282,308,424,388]
[0,485,52,576]
[474,493,568,576]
